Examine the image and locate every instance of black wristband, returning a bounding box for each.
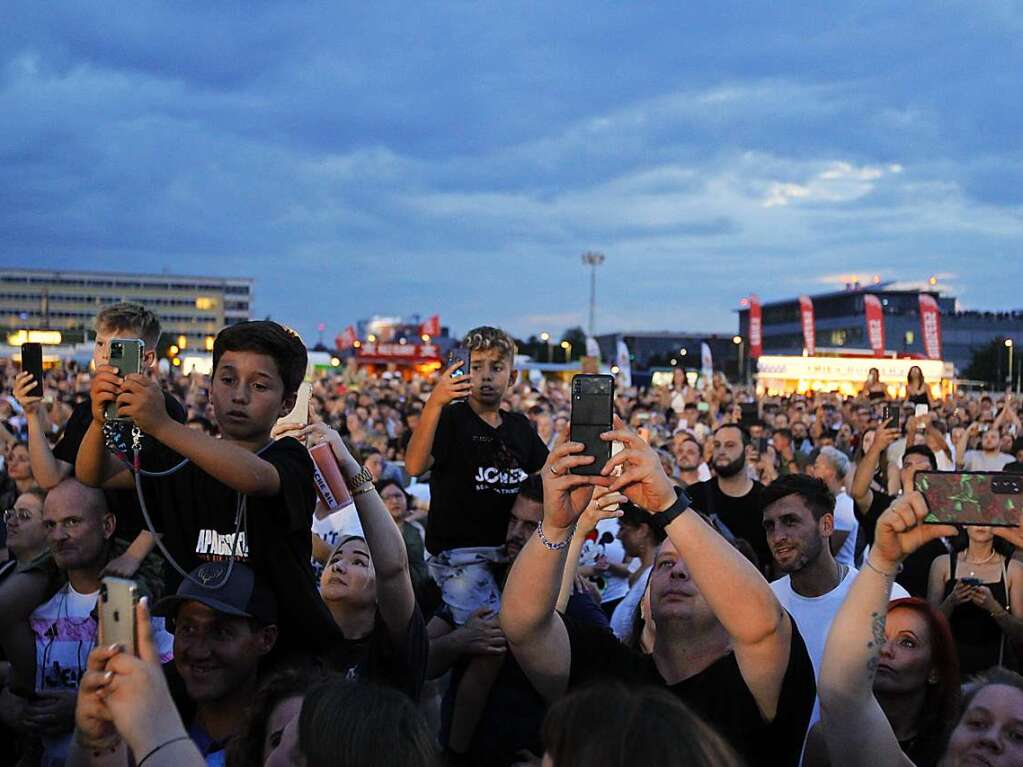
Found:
[650,487,691,530]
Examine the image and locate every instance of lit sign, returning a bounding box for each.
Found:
[756,355,951,383]
[357,343,440,361]
[7,330,63,346]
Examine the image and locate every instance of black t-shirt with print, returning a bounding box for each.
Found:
[325,605,429,702]
[564,612,816,767]
[860,490,947,599]
[53,394,187,542]
[426,402,548,554]
[140,437,341,657]
[686,478,770,571]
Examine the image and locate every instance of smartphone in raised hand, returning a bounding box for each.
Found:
[881,404,900,430]
[917,471,1023,527]
[277,381,313,430]
[447,347,471,378]
[98,577,139,655]
[570,374,614,476]
[20,343,44,397]
[105,339,144,421]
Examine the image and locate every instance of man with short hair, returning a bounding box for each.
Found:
[811,447,858,567]
[764,475,908,733]
[153,561,279,764]
[671,432,707,487]
[25,480,173,765]
[956,421,1015,471]
[686,424,770,572]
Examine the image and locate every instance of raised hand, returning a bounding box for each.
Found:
[540,436,606,532]
[428,361,473,407]
[599,417,676,513]
[870,491,957,571]
[12,371,43,415]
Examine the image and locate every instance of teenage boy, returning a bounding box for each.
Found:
[405,325,548,758]
[4,304,183,700]
[76,320,341,659]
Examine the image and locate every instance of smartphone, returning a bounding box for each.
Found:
[753,436,768,454]
[916,471,1023,527]
[447,347,471,378]
[881,405,900,430]
[570,374,614,476]
[914,404,929,418]
[960,576,983,587]
[98,577,139,654]
[105,339,144,421]
[277,381,312,429]
[20,343,44,397]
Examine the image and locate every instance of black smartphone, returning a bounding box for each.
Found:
[753,436,768,454]
[20,343,44,397]
[447,347,471,378]
[916,471,1023,527]
[570,374,614,476]
[881,404,900,430]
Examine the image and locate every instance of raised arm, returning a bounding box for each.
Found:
[14,372,72,489]
[500,440,609,702]
[75,368,135,489]
[601,419,791,720]
[852,425,901,515]
[300,422,415,642]
[954,423,976,469]
[404,362,471,476]
[818,493,955,767]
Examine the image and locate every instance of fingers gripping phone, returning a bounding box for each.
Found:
[21,342,45,397]
[98,577,139,654]
[105,339,144,421]
[447,347,471,378]
[570,374,614,476]
[917,471,1023,527]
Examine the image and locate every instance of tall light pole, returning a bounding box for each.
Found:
[561,340,572,363]
[581,251,605,337]
[540,331,550,363]
[1006,338,1014,390]
[733,335,744,384]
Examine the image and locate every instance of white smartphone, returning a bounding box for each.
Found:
[277,381,313,429]
[914,404,929,417]
[98,577,139,655]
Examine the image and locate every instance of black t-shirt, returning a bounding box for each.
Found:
[426,402,548,554]
[140,437,341,657]
[860,490,947,599]
[53,394,187,542]
[326,606,429,701]
[564,612,816,767]
[686,479,770,572]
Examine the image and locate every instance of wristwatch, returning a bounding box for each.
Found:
[652,487,692,528]
[345,465,374,493]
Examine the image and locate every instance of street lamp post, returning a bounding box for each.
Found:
[581,252,605,337]
[540,332,550,363]
[732,336,744,384]
[1006,339,1015,391]
[561,340,572,363]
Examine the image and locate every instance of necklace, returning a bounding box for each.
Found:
[964,549,997,566]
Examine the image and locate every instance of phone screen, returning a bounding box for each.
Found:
[21,343,44,397]
[917,471,1023,527]
[570,374,614,476]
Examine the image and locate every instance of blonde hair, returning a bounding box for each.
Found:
[96,303,162,350]
[462,326,516,362]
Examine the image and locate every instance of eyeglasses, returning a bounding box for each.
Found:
[3,508,34,523]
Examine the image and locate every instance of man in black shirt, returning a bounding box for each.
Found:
[686,424,771,573]
[852,434,945,597]
[500,421,816,767]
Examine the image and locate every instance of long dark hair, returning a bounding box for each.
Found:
[542,682,744,767]
[227,667,320,767]
[886,597,960,764]
[298,679,440,767]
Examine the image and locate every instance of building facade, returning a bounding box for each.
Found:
[0,268,252,348]
[737,285,1023,375]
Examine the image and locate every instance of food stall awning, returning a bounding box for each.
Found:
[355,342,442,365]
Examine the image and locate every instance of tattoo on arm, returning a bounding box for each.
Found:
[865,611,886,676]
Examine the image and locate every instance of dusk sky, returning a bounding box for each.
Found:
[3,2,1021,343]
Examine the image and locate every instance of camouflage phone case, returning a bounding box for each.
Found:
[916,471,1023,527]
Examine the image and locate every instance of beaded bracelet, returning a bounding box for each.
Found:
[536,520,576,551]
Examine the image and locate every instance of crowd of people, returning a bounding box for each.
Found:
[1,301,1023,767]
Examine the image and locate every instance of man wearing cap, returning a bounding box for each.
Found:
[153,560,279,766]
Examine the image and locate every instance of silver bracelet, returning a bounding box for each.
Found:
[863,557,902,578]
[536,520,575,551]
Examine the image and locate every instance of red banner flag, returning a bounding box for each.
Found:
[749,295,763,358]
[918,294,943,360]
[864,295,886,357]
[336,325,357,350]
[798,295,816,355]
[420,314,441,338]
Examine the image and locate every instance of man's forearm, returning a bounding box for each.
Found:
[404,402,441,476]
[426,629,467,678]
[663,510,783,646]
[501,529,571,644]
[147,419,280,496]
[26,412,71,489]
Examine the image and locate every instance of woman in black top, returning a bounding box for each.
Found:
[863,367,887,401]
[906,366,933,408]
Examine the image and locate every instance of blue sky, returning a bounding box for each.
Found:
[2,1,1021,343]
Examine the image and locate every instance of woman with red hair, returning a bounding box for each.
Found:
[804,596,960,766]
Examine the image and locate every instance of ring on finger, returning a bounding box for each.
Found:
[549,463,561,476]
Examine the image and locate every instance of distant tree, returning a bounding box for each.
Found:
[963,338,1010,386]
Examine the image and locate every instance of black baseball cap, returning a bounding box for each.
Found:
[153,561,278,626]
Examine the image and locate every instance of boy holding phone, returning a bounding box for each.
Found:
[75,320,342,659]
[405,325,548,755]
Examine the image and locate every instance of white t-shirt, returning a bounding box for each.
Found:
[832,491,859,567]
[610,564,652,641]
[771,567,910,731]
[963,451,1015,472]
[31,583,174,764]
[578,518,637,603]
[311,504,363,577]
